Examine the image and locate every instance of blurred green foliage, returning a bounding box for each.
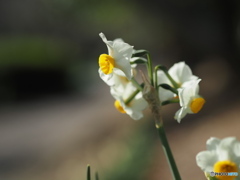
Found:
[103,123,157,180]
[0,36,77,68]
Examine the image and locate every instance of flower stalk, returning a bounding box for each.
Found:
[146,53,154,86]
[131,78,143,91]
[159,65,180,89]
[161,98,179,106]
[124,89,140,105]
[156,125,182,180]
[142,71,181,180]
[154,65,161,91]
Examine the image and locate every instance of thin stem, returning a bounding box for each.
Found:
[159,84,178,95]
[161,98,179,106]
[156,124,181,180]
[87,165,91,180]
[154,65,162,91]
[147,53,154,86]
[131,78,143,91]
[142,73,181,180]
[124,89,140,105]
[159,66,179,89]
[95,172,99,180]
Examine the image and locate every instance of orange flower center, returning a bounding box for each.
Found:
[99,54,115,74]
[114,100,126,113]
[190,97,205,113]
[213,160,238,180]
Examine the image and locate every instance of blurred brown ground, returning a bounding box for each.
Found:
[0,59,239,180]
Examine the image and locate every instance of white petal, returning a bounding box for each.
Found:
[174,108,187,123]
[99,32,108,43]
[122,82,137,99]
[110,87,119,99]
[113,41,133,60]
[178,79,201,108]
[130,57,147,68]
[114,60,133,80]
[218,137,238,152]
[157,71,174,101]
[217,137,239,161]
[196,151,218,172]
[110,86,124,99]
[169,62,198,84]
[113,38,124,43]
[131,93,148,110]
[168,61,185,83]
[157,70,171,84]
[98,69,114,86]
[192,79,201,95]
[99,33,114,54]
[178,87,191,107]
[206,137,220,151]
[125,95,148,120]
[129,57,138,68]
[158,87,175,102]
[233,141,240,160]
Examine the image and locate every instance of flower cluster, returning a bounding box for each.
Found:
[98,32,205,122]
[157,62,205,122]
[98,33,147,120]
[196,137,240,180]
[96,32,239,180]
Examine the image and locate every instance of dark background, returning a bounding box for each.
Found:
[0,0,239,180]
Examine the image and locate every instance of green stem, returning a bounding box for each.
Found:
[159,84,178,95]
[131,78,143,91]
[95,172,99,180]
[142,74,181,180]
[124,89,140,105]
[159,66,179,89]
[147,53,154,86]
[87,165,91,180]
[161,98,179,106]
[156,124,181,180]
[154,65,162,91]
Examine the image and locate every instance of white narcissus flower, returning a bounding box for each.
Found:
[107,39,146,68]
[98,33,134,85]
[196,137,240,180]
[110,75,148,120]
[174,79,205,122]
[99,37,141,86]
[157,61,198,101]
[167,61,198,84]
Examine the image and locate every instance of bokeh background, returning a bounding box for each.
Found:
[0,0,240,180]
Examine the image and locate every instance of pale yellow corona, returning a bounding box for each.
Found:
[114,100,126,113]
[213,160,238,180]
[190,97,205,113]
[99,54,115,74]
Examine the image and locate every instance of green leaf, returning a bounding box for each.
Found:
[95,172,99,180]
[130,57,147,64]
[132,49,149,57]
[87,164,91,180]
[157,65,168,72]
[161,99,179,106]
[159,84,178,94]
